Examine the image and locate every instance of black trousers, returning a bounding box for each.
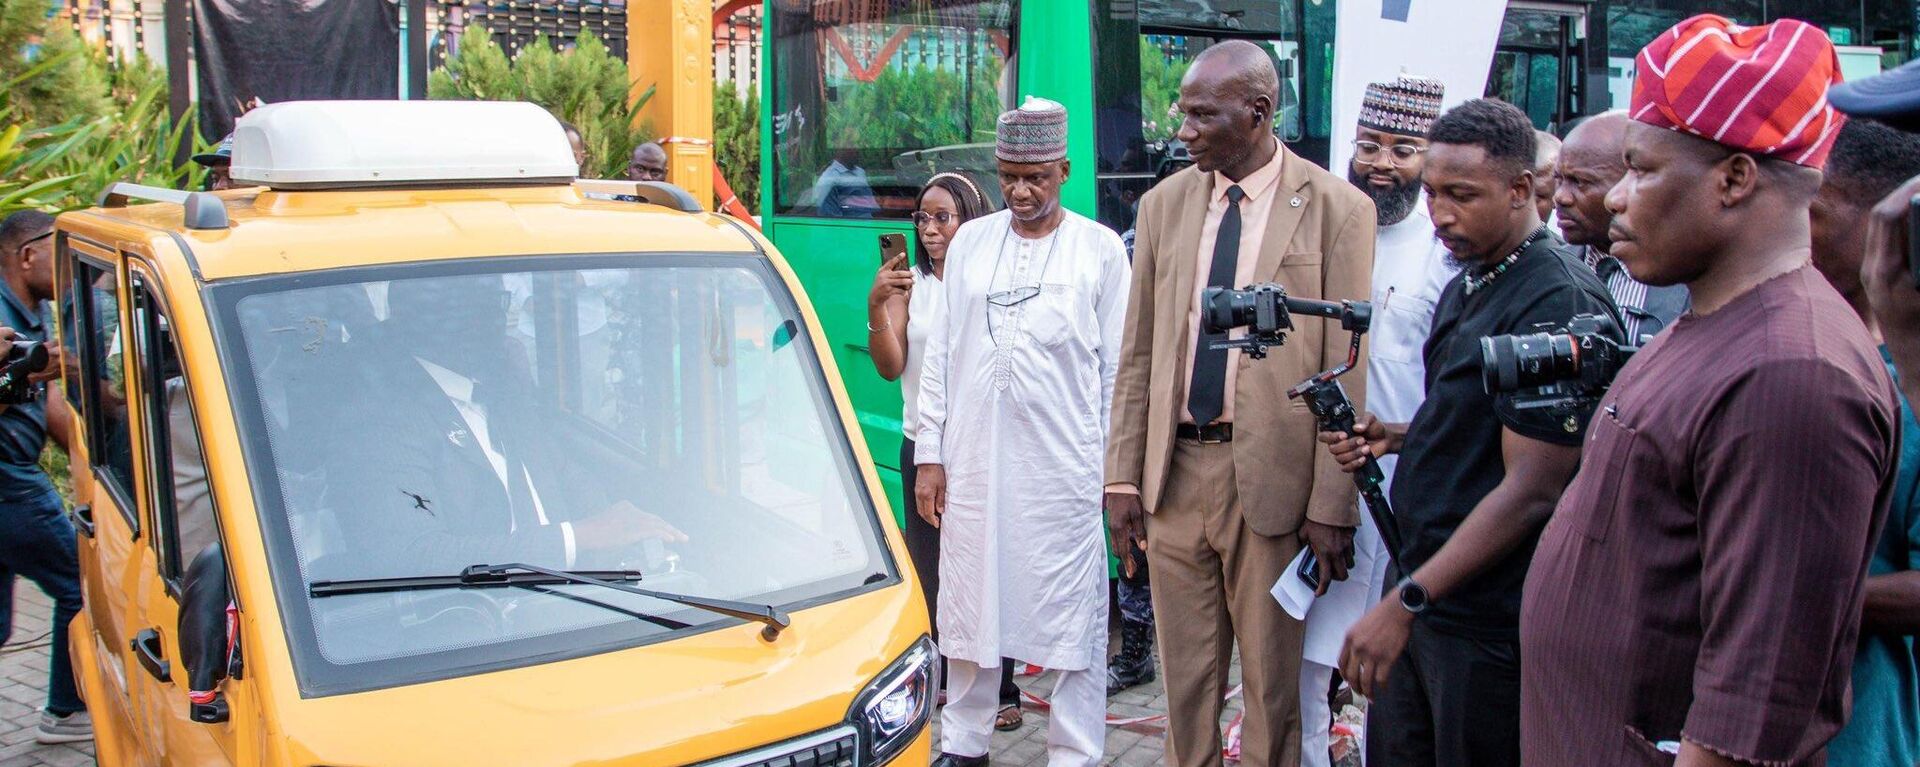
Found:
[901,438,1019,708]
[1366,619,1521,767]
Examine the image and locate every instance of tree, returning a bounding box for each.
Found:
[429,26,653,179]
[0,0,110,126]
[713,82,759,212]
[1139,39,1190,143]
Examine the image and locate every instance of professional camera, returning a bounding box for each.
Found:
[0,340,49,405]
[1479,313,1633,413]
[1201,284,1403,584]
[1201,283,1371,358]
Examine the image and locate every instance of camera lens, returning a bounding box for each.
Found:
[8,341,46,374]
[1201,287,1254,335]
[1481,332,1578,393]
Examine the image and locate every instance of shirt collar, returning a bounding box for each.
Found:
[0,285,42,333]
[417,357,474,403]
[1211,139,1286,204]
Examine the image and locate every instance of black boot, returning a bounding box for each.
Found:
[932,753,989,767]
[1106,620,1157,694]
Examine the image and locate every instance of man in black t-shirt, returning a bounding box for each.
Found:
[1319,98,1621,766]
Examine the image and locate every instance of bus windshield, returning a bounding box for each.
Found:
[767,0,1017,219]
[215,256,894,695]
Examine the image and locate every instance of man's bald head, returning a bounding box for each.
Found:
[1185,39,1279,109]
[628,142,668,182]
[1176,40,1280,178]
[1560,112,1629,170]
[1552,112,1631,249]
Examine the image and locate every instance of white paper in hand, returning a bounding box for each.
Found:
[1271,547,1318,621]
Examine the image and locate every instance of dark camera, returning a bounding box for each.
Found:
[1480,313,1633,413]
[1202,284,1371,359]
[0,340,49,405]
[1203,284,1293,347]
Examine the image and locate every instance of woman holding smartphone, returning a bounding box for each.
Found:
[866,172,1026,730]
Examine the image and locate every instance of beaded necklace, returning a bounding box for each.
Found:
[1463,226,1548,295]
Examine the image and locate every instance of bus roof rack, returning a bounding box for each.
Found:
[573,179,705,213]
[98,183,231,231]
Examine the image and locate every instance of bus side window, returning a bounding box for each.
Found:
[58,246,84,415]
[74,259,138,529]
[129,275,216,584]
[765,2,1016,219]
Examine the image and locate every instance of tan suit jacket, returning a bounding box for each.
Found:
[1105,146,1375,536]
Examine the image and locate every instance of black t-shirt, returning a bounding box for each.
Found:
[1390,231,1622,639]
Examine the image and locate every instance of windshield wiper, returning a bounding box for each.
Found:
[309,562,792,641]
[309,568,644,597]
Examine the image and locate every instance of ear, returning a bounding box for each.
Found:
[1058,158,1072,184]
[1251,94,1274,128]
[1719,153,1761,207]
[1511,168,1536,208]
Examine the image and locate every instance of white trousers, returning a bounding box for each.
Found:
[1301,660,1333,767]
[941,658,1105,766]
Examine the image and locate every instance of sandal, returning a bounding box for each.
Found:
[995,703,1023,731]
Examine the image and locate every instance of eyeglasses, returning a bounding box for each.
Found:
[911,211,957,228]
[1352,140,1428,167]
[987,286,1041,307]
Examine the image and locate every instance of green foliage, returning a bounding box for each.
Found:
[824,59,1004,151]
[713,82,758,212]
[1,47,205,215]
[1139,39,1190,142]
[429,26,654,179]
[1,0,110,126]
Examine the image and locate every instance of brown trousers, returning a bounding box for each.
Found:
[1147,439,1306,767]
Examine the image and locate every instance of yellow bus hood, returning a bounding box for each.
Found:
[270,582,926,766]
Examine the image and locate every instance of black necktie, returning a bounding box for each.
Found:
[1189,184,1245,426]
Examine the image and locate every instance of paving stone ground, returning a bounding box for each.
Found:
[0,583,93,767]
[926,627,1232,767]
[1,588,1349,767]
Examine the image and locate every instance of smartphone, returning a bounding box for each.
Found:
[1907,195,1920,290]
[878,233,909,269]
[1296,550,1321,592]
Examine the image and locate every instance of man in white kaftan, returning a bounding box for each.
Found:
[914,97,1130,767]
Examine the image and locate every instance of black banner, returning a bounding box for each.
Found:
[192,0,400,142]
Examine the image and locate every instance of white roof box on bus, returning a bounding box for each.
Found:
[229,100,577,190]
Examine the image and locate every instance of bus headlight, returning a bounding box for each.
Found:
[850,636,935,764]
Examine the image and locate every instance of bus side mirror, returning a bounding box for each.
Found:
[178,543,233,724]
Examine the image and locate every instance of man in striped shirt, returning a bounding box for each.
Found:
[1551,111,1689,343]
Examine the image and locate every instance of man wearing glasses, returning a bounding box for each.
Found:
[914,96,1131,767]
[1296,73,1458,767]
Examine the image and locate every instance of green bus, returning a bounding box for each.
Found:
[757,0,1339,511]
[755,0,1920,515]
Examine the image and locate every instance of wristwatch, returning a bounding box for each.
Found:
[1396,576,1430,615]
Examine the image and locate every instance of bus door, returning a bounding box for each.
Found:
[1487,2,1589,133]
[1089,0,1317,238]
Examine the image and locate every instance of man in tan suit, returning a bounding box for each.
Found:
[1104,41,1373,767]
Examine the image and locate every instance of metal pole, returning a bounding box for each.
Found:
[406,0,427,98]
[164,0,192,154]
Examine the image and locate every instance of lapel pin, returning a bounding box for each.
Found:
[448,428,469,447]
[1289,195,1303,208]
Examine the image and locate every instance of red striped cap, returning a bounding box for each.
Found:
[1631,14,1846,168]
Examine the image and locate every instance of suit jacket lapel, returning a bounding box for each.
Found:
[1253,145,1316,285]
[1166,170,1217,365]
